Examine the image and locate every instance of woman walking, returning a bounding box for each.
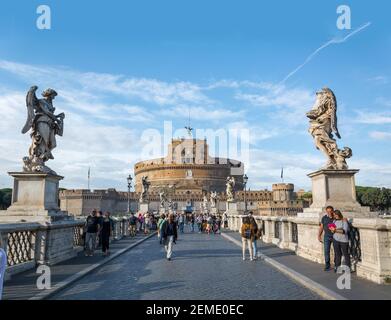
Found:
[101,212,113,256]
[241,216,256,261]
[249,213,261,260]
[0,233,7,300]
[161,213,178,261]
[329,210,351,273]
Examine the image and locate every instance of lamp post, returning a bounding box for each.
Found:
[243,174,248,214]
[127,174,133,214]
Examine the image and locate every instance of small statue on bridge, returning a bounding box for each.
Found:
[306,88,352,170]
[159,190,167,208]
[139,176,151,203]
[21,86,65,175]
[226,177,235,202]
[210,191,218,208]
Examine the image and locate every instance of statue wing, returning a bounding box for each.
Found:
[328,89,341,139]
[22,86,39,134]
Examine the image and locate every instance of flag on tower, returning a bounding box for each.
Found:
[281,167,284,181]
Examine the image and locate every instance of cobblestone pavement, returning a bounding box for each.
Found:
[53,227,322,300]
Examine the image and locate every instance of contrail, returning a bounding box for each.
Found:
[280,22,371,85]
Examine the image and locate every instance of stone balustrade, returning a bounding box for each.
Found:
[0,217,131,280]
[227,214,391,284]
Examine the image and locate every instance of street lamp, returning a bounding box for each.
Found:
[127,174,133,213]
[243,174,248,214]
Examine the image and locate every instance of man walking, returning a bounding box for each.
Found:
[178,213,185,233]
[85,210,100,257]
[318,206,335,271]
[161,213,178,261]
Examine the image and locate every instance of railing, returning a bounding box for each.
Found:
[291,222,298,244]
[348,224,361,270]
[73,224,84,247]
[7,230,36,266]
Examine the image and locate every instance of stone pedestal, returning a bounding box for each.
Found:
[210,207,218,215]
[226,201,240,216]
[0,172,68,222]
[139,202,149,214]
[299,169,371,219]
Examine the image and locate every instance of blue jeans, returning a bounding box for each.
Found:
[252,239,257,257]
[190,223,194,232]
[179,222,184,233]
[324,235,333,268]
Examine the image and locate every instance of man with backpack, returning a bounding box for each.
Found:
[128,212,138,237]
[241,216,256,261]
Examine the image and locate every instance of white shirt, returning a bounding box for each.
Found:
[0,248,7,300]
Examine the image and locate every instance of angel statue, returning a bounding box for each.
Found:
[306,88,352,170]
[226,176,235,202]
[159,190,167,208]
[139,176,151,203]
[210,191,218,208]
[22,86,65,174]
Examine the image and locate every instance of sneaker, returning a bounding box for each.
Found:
[242,257,246,261]
[324,266,331,271]
[167,258,171,261]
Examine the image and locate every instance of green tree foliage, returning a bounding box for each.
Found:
[356,186,391,212]
[0,188,12,209]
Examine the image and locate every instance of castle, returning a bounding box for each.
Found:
[60,139,308,216]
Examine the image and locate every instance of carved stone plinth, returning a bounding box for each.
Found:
[299,169,372,219]
[0,172,68,222]
[226,201,240,216]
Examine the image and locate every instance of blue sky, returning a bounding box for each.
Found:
[0,0,390,191]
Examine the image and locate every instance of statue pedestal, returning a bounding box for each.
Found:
[0,172,68,222]
[299,169,372,219]
[139,202,149,214]
[226,201,240,216]
[210,207,218,215]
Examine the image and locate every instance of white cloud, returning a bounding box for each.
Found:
[369,131,391,140]
[355,111,391,124]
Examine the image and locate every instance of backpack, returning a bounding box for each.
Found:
[243,224,252,239]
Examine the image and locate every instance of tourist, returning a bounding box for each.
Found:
[249,213,260,260]
[223,212,228,228]
[101,212,113,256]
[241,216,256,261]
[206,215,213,234]
[138,213,144,232]
[161,213,178,261]
[196,214,202,233]
[97,211,104,248]
[215,215,221,234]
[157,214,166,243]
[318,206,335,271]
[129,212,138,237]
[144,213,150,234]
[330,210,351,273]
[85,210,100,256]
[178,213,185,233]
[190,214,195,232]
[0,233,7,300]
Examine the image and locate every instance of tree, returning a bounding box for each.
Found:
[357,186,391,212]
[0,188,12,209]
